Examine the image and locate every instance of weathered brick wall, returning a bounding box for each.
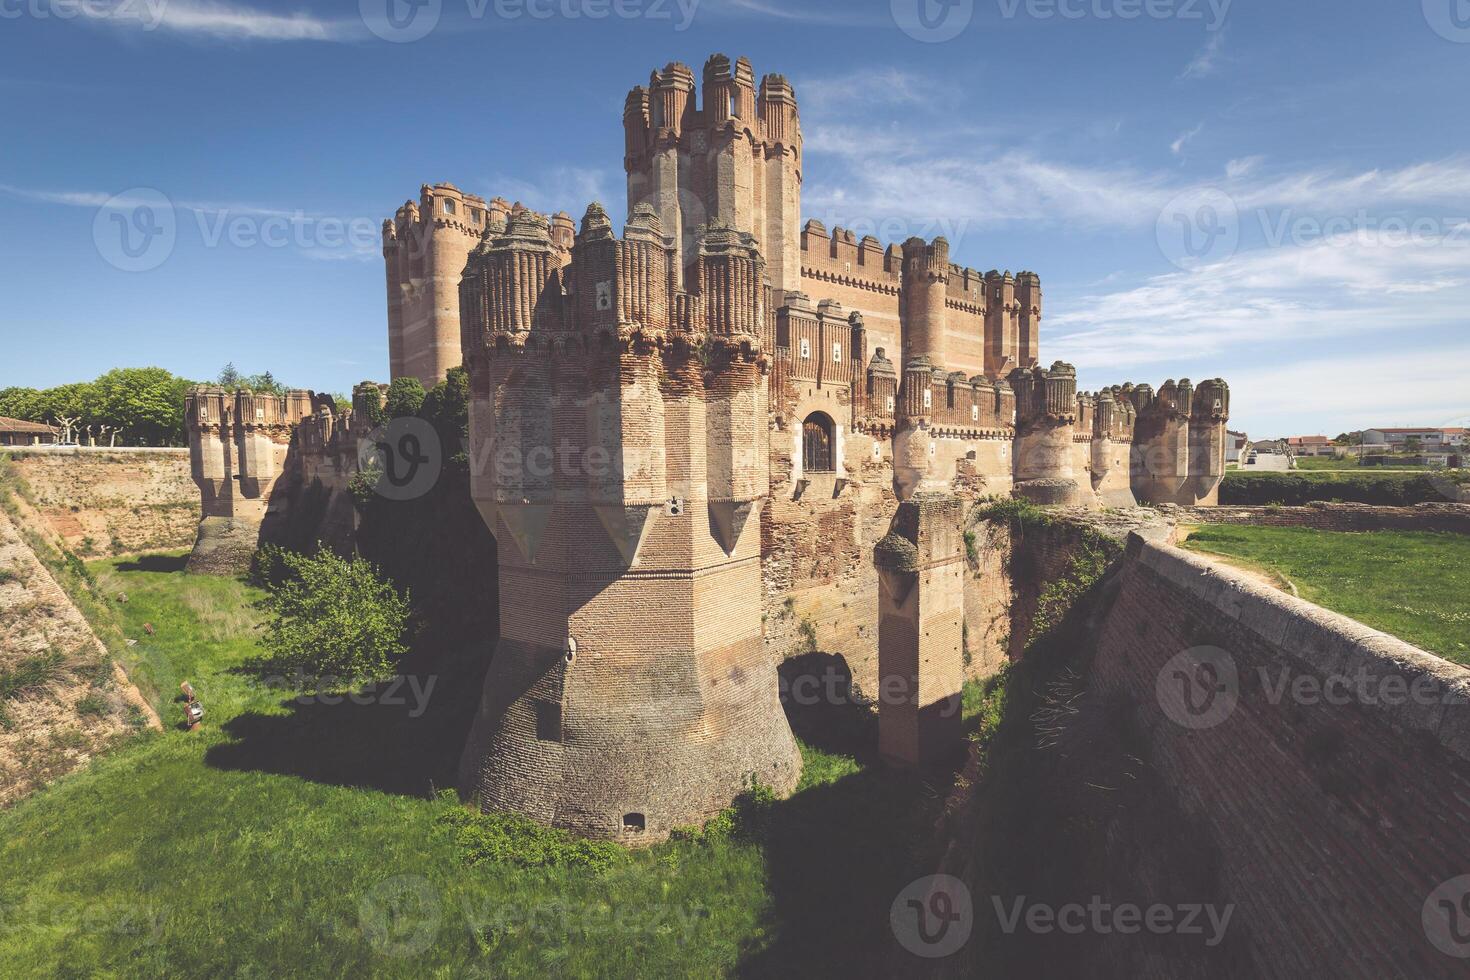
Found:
[1084,538,1470,977]
[1176,501,1470,535]
[4,448,198,557]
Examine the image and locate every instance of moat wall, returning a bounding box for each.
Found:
[2,448,198,557]
[930,522,1470,978]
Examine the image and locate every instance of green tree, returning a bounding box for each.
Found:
[0,387,44,421]
[382,376,426,421]
[90,367,191,445]
[242,371,286,396]
[218,362,241,388]
[256,549,412,682]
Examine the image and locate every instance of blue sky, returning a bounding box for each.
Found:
[1,0,1467,438]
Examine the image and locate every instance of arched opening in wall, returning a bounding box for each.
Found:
[803,412,835,473]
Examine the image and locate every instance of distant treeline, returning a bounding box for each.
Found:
[0,363,292,447]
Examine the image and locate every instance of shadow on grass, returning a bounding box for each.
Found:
[778,652,879,765]
[115,553,189,573]
[736,757,945,978]
[205,645,489,799]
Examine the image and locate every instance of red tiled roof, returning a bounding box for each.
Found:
[0,416,58,434]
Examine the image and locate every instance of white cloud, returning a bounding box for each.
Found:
[1225,155,1263,179]
[1219,346,1470,436]
[1049,228,1470,372]
[700,0,883,26]
[64,0,352,42]
[1180,32,1226,80]
[488,167,615,217]
[1171,123,1204,158]
[800,69,926,114]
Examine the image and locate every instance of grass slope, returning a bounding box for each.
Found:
[1182,525,1470,664]
[0,554,957,977]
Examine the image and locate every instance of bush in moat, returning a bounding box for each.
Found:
[1220,471,1467,506]
[252,548,412,682]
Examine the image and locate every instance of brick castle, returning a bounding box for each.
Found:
[185,53,1230,841]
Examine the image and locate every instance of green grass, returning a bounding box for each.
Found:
[0,554,951,977]
[1182,525,1470,664]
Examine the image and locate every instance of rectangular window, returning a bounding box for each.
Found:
[800,338,811,359]
[922,389,932,409]
[443,199,456,215]
[972,405,979,421]
[832,343,842,362]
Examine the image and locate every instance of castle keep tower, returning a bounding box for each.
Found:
[624,55,802,303]
[383,184,511,387]
[456,203,801,842]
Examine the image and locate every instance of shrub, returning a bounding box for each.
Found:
[435,792,625,871]
[75,692,109,717]
[1220,471,1465,506]
[254,549,412,682]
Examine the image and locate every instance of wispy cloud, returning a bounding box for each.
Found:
[1051,227,1470,373]
[701,0,884,26]
[1180,31,1226,79]
[800,68,927,114]
[488,167,615,217]
[1171,123,1205,157]
[64,0,354,42]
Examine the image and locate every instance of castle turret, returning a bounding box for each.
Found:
[382,182,491,387]
[901,237,950,368]
[984,270,1019,378]
[458,204,800,843]
[1010,361,1094,507]
[626,56,802,304]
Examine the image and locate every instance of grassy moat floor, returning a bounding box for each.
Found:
[1181,525,1470,665]
[0,553,973,978]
